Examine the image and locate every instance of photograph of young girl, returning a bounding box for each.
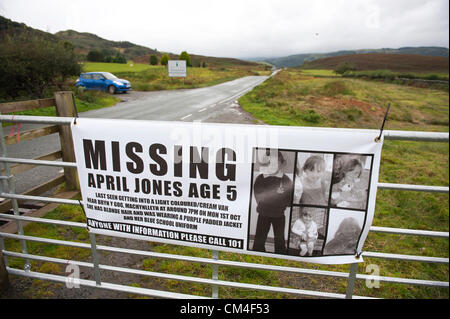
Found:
[293,153,333,206]
[248,148,296,254]
[288,206,328,256]
[323,209,365,255]
[330,155,372,210]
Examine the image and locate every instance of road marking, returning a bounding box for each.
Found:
[181,114,192,120]
[198,108,207,113]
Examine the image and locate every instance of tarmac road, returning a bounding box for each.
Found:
[3,73,274,194]
[80,74,269,122]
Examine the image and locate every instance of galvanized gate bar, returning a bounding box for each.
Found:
[0,157,77,168]
[2,212,448,239]
[5,249,448,290]
[1,183,447,208]
[0,115,449,142]
[370,226,449,238]
[384,130,449,142]
[0,213,85,228]
[378,183,449,193]
[0,193,79,205]
[363,251,449,264]
[0,115,73,125]
[7,267,208,299]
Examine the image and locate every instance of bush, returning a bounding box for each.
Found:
[112,54,126,64]
[302,110,321,123]
[0,37,81,99]
[342,107,363,121]
[179,51,192,67]
[149,55,158,65]
[334,62,357,75]
[321,81,353,96]
[160,54,169,66]
[87,50,104,62]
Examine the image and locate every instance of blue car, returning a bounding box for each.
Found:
[75,72,131,94]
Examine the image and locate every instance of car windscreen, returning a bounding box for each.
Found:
[101,72,118,80]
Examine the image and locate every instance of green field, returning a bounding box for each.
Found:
[81,61,155,73]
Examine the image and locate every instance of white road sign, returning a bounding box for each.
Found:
[168,60,187,77]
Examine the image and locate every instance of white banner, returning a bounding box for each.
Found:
[71,118,383,264]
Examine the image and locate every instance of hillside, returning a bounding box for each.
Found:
[55,30,158,60]
[1,15,259,68]
[264,47,450,68]
[0,15,59,42]
[300,53,449,73]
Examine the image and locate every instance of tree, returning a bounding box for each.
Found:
[0,37,81,99]
[112,54,127,64]
[160,54,169,66]
[335,62,357,75]
[87,50,104,62]
[149,55,158,65]
[179,51,192,67]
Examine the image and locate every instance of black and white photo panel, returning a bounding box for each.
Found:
[288,206,328,257]
[248,148,296,254]
[323,209,365,255]
[293,152,333,206]
[330,154,372,210]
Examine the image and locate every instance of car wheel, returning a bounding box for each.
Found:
[108,85,116,94]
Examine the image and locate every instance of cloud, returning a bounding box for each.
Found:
[1,0,448,58]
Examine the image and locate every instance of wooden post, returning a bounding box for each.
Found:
[54,91,79,190]
[0,250,9,293]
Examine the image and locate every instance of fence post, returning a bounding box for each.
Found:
[89,232,102,286]
[0,251,8,293]
[345,263,358,299]
[0,237,9,293]
[54,91,78,190]
[212,250,219,299]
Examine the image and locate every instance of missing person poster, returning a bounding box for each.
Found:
[71,118,383,264]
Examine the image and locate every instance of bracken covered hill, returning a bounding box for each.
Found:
[55,30,158,60]
[301,53,449,73]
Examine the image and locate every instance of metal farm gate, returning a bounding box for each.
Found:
[0,113,448,299]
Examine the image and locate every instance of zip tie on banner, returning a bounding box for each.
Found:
[72,93,79,125]
[375,103,391,143]
[355,250,363,260]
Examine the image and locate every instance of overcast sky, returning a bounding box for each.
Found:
[1,0,448,59]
